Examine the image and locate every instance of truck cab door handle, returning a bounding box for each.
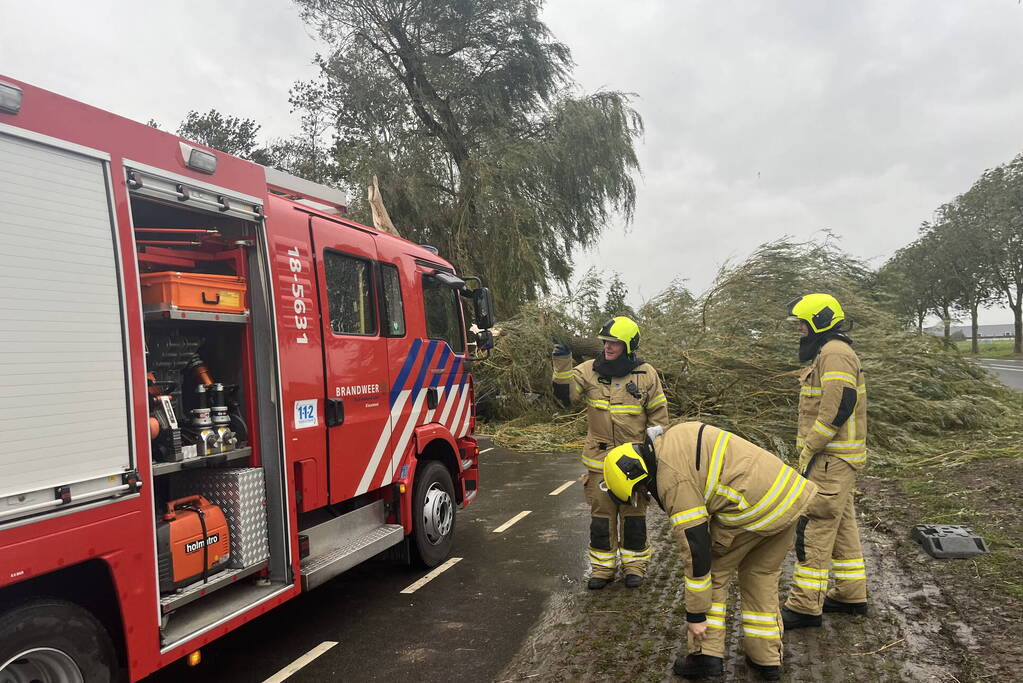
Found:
[427,387,438,409]
[327,398,344,427]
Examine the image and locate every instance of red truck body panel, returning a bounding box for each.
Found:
[0,75,481,681]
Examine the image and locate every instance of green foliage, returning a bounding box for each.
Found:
[177,109,265,159]
[292,0,643,312]
[887,151,1023,352]
[479,239,1018,462]
[602,273,634,320]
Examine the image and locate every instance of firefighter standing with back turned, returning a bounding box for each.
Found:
[552,316,669,589]
[781,294,870,629]
[602,422,817,680]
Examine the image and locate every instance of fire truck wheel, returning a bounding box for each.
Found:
[411,460,457,568]
[0,598,118,683]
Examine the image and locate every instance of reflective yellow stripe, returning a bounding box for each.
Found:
[706,617,726,629]
[745,475,807,531]
[586,398,609,410]
[708,602,726,615]
[581,453,605,470]
[741,612,776,623]
[833,570,866,580]
[718,466,792,526]
[793,577,828,590]
[715,484,750,509]
[831,558,865,568]
[800,385,822,396]
[795,564,829,578]
[608,404,643,415]
[552,369,573,380]
[813,420,837,438]
[703,431,730,502]
[821,371,857,386]
[671,506,709,527]
[825,439,866,450]
[834,452,867,464]
[743,627,781,638]
[857,383,867,395]
[647,393,667,408]
[620,547,652,560]
[685,575,711,592]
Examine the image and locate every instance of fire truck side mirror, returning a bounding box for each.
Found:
[471,287,494,330]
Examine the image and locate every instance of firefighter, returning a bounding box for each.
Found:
[602,422,817,680]
[552,316,669,589]
[781,294,869,630]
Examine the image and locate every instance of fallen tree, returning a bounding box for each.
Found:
[474,239,1022,461]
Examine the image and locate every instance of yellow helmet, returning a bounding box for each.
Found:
[786,294,845,334]
[602,443,650,504]
[598,316,640,354]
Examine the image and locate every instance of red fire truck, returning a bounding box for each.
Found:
[0,75,494,682]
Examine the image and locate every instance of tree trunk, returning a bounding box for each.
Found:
[916,311,924,334]
[943,309,951,340]
[971,305,979,354]
[568,336,604,360]
[1014,303,1023,355]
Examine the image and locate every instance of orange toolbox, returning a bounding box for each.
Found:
[140,272,247,314]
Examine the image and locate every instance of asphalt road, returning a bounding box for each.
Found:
[144,440,589,683]
[974,357,1023,391]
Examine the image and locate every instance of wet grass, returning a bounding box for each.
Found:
[889,459,1023,602]
[955,338,1023,358]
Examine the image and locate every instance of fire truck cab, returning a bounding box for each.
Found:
[0,76,493,681]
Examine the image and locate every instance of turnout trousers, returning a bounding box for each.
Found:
[689,523,796,666]
[785,454,868,615]
[583,472,650,578]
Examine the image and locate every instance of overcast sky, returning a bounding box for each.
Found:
[3,1,1022,324]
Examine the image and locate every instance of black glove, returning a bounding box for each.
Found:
[552,339,572,357]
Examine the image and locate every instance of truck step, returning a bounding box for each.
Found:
[299,500,404,591]
[300,523,404,590]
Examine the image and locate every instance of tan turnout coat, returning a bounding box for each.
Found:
[654,422,818,616]
[552,354,669,471]
[796,338,867,469]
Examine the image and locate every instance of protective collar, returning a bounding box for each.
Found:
[593,352,644,379]
[799,330,853,362]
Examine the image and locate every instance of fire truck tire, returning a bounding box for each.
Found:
[411,460,456,568]
[0,598,118,683]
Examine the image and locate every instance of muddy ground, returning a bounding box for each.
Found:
[497,456,1022,682]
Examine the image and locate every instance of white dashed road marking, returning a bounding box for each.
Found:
[982,364,1023,372]
[548,480,575,496]
[262,641,338,683]
[399,557,463,594]
[479,447,494,454]
[493,510,531,533]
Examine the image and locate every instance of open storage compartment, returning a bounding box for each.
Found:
[127,170,292,649]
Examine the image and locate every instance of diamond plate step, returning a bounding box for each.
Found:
[300,523,404,590]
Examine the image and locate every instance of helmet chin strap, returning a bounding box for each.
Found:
[635,440,662,510]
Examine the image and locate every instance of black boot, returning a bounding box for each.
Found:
[624,574,644,589]
[745,656,780,681]
[673,653,724,679]
[781,606,822,630]
[823,596,868,615]
[587,576,611,590]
